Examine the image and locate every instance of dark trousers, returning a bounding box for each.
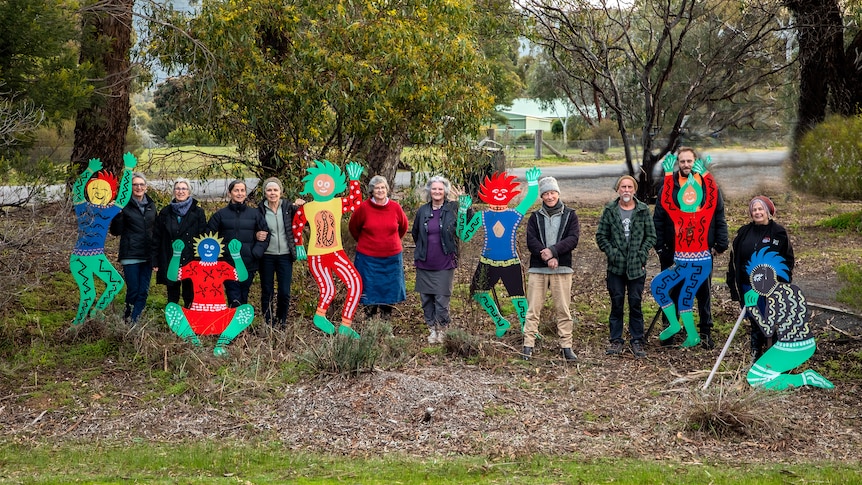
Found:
[225,270,256,308]
[166,279,194,308]
[659,252,713,333]
[259,254,293,326]
[122,262,153,323]
[607,272,646,343]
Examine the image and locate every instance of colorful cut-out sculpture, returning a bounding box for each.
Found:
[69,153,135,326]
[164,234,254,356]
[292,160,364,338]
[458,167,541,337]
[650,154,719,347]
[744,248,833,389]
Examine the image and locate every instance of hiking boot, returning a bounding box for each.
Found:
[522,346,532,361]
[631,340,647,358]
[561,347,578,362]
[700,333,715,350]
[427,326,438,344]
[606,340,624,355]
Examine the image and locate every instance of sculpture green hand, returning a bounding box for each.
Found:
[525,166,541,184]
[346,161,364,181]
[123,152,138,169]
[662,153,677,173]
[87,158,102,172]
[296,245,307,261]
[458,194,472,213]
[172,239,185,254]
[228,239,242,258]
[744,289,759,308]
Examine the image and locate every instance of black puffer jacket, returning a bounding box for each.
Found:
[257,200,300,260]
[207,201,270,271]
[152,198,208,284]
[109,194,157,263]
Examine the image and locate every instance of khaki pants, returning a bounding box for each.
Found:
[524,272,574,348]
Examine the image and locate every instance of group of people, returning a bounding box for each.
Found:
[93,147,797,368]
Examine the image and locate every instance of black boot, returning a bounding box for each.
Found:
[700,333,715,350]
[522,346,532,361]
[561,347,577,362]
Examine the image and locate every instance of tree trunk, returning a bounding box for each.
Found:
[361,135,405,190]
[786,0,845,147]
[70,0,134,178]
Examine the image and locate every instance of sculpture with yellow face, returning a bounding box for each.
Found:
[69,153,135,326]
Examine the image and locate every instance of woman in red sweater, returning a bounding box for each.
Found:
[348,175,409,320]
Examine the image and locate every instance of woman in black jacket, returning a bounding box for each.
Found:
[109,172,157,323]
[152,178,208,308]
[726,195,795,360]
[207,180,270,307]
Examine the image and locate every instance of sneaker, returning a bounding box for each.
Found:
[631,340,647,358]
[561,347,578,362]
[606,341,624,355]
[701,333,715,350]
[435,326,448,344]
[522,346,532,361]
[427,327,438,344]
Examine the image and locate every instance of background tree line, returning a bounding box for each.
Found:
[0,0,860,202]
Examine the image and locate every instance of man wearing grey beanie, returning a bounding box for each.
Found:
[522,177,580,363]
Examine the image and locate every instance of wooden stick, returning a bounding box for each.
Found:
[703,307,748,390]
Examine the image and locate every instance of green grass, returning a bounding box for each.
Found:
[0,442,858,484]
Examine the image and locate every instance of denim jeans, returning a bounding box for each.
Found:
[606,272,645,343]
[225,270,256,308]
[123,262,153,323]
[259,253,293,326]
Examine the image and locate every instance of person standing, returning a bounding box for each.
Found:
[522,177,580,362]
[595,175,656,358]
[257,177,302,328]
[207,180,270,307]
[152,178,208,308]
[109,172,157,324]
[726,196,795,361]
[653,146,728,348]
[349,175,409,321]
[412,176,465,344]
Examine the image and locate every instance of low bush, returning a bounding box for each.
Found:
[792,114,862,199]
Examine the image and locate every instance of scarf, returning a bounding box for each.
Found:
[171,197,194,217]
[543,200,563,217]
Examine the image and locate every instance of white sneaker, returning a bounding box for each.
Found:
[427,327,438,344]
[435,326,447,344]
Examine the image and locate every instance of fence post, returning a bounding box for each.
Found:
[535,130,543,160]
[487,128,495,141]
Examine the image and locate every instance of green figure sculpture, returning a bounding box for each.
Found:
[165,234,254,356]
[69,153,135,326]
[745,248,833,390]
[458,167,541,337]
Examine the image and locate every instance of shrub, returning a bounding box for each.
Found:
[686,383,782,438]
[792,114,862,199]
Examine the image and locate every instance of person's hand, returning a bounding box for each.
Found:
[540,248,554,261]
[294,198,306,206]
[547,257,558,269]
[123,152,138,169]
[346,161,364,181]
[296,245,307,261]
[87,158,102,172]
[525,166,541,184]
[662,153,677,174]
[228,239,242,257]
[172,239,184,254]
[256,230,268,241]
[744,289,759,308]
[458,194,472,213]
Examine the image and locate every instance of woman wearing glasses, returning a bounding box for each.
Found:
[109,172,158,324]
[152,178,208,308]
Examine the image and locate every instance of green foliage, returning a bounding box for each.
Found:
[165,126,220,147]
[144,0,519,184]
[817,210,862,232]
[583,119,619,154]
[792,114,862,199]
[837,263,862,311]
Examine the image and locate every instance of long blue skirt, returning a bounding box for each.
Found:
[354,251,406,305]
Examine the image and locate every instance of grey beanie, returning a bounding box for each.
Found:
[263,177,283,192]
[538,176,560,195]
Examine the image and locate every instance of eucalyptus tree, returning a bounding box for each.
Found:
[145,0,522,190]
[518,0,794,198]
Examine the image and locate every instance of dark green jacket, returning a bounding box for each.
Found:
[595,198,656,279]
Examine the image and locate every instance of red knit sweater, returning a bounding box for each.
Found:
[348,198,408,257]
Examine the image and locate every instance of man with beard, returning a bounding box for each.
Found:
[596,175,656,358]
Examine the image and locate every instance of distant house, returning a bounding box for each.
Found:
[492,98,572,133]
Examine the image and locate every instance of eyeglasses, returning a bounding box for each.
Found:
[132,183,146,187]
[174,187,189,192]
